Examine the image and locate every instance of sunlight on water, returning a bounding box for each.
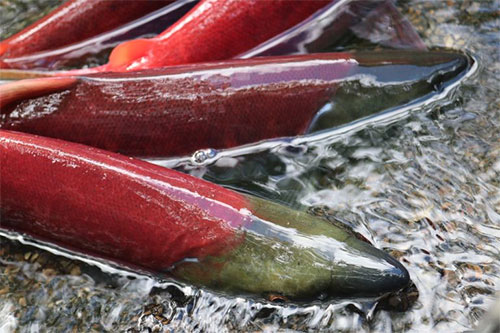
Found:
[0,0,499,331]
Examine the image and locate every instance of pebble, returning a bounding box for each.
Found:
[19,297,27,307]
[42,268,57,277]
[70,266,81,276]
[0,286,9,295]
[30,252,39,262]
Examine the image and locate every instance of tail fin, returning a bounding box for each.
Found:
[0,77,77,110]
[350,0,426,50]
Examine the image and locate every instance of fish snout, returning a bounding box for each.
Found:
[327,240,411,297]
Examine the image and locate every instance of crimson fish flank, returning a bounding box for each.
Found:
[0,51,470,158]
[0,53,355,157]
[64,0,333,74]
[0,0,175,64]
[0,130,411,299]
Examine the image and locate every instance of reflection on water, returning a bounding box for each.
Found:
[0,0,499,331]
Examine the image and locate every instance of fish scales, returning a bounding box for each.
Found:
[0,129,410,299]
[1,54,354,157]
[0,0,175,61]
[0,129,248,268]
[105,0,333,71]
[0,51,471,158]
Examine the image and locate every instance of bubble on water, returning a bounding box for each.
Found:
[191,148,218,165]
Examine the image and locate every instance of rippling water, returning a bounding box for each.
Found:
[0,0,499,332]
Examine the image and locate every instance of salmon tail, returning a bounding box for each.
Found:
[350,0,426,50]
[0,76,77,110]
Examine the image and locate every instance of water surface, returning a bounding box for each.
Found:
[0,0,499,331]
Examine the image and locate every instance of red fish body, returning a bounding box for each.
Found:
[239,0,426,58]
[0,53,355,157]
[96,0,333,72]
[0,129,248,268]
[0,129,410,299]
[0,0,174,63]
[0,0,199,71]
[0,0,427,76]
[0,51,470,158]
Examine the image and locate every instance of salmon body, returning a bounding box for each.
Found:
[0,129,248,269]
[0,0,427,75]
[1,53,355,156]
[0,51,471,158]
[0,130,410,299]
[240,0,426,58]
[102,0,333,72]
[0,0,175,62]
[0,0,199,70]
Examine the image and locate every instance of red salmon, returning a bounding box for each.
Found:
[0,0,175,62]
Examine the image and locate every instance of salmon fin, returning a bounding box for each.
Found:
[350,0,426,50]
[108,38,156,70]
[0,42,8,57]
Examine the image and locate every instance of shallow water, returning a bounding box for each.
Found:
[0,0,499,332]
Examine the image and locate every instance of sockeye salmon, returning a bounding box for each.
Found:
[65,0,334,74]
[240,0,426,59]
[0,0,199,71]
[0,0,175,64]
[0,129,410,300]
[0,0,425,75]
[0,51,471,158]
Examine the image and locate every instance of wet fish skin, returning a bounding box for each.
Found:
[0,52,355,157]
[0,51,470,158]
[0,129,249,269]
[239,0,426,58]
[0,0,199,71]
[99,0,333,72]
[0,129,410,300]
[0,0,426,75]
[0,0,175,62]
[174,194,410,299]
[71,0,425,74]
